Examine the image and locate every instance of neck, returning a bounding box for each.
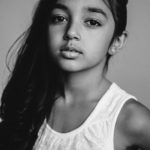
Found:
[62,65,111,104]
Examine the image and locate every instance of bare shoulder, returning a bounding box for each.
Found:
[117,99,150,149]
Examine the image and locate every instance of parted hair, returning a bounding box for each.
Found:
[0,0,128,149]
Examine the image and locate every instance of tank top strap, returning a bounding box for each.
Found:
[81,83,137,150]
[89,83,136,122]
[104,83,137,116]
[102,83,137,150]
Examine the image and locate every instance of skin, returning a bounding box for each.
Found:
[115,99,150,150]
[48,0,118,103]
[47,0,150,149]
[48,0,115,73]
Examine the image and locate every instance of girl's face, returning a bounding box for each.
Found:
[48,0,115,72]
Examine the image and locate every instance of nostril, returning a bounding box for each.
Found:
[63,21,81,41]
[63,34,71,40]
[63,32,81,41]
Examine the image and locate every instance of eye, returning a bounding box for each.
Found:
[85,19,102,27]
[51,15,68,24]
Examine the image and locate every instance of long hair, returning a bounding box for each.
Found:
[0,0,63,149]
[0,0,128,149]
[104,0,128,71]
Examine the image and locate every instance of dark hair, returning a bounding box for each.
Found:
[0,0,62,149]
[104,0,128,71]
[0,0,128,149]
[104,0,128,37]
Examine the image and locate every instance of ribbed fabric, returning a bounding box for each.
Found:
[33,83,136,150]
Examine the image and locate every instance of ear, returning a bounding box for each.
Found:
[108,31,128,55]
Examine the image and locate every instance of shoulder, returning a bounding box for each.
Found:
[118,99,150,148]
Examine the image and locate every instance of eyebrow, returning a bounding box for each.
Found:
[53,3,68,11]
[86,7,108,19]
[53,4,108,19]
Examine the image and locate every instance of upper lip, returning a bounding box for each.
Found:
[60,44,83,54]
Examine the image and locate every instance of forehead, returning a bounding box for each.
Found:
[55,0,111,14]
[56,0,103,5]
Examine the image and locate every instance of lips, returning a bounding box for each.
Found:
[60,46,82,54]
[60,45,83,59]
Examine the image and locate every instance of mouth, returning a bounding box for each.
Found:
[61,46,82,53]
[60,46,83,59]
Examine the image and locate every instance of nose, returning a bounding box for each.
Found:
[63,20,81,41]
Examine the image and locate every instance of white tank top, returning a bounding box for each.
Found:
[33,83,136,150]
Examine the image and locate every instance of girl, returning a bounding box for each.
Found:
[0,0,150,149]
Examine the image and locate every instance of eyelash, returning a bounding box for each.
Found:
[85,19,102,27]
[51,15,68,24]
[51,15,102,27]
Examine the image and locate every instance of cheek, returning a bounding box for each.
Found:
[88,33,113,54]
[48,27,62,49]
[86,23,114,45]
[96,27,114,51]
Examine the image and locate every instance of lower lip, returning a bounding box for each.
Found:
[60,50,81,59]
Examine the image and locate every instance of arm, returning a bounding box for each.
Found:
[122,100,150,150]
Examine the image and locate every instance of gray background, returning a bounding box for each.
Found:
[0,0,150,108]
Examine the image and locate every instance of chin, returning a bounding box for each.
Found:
[56,58,81,70]
[60,65,82,72]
